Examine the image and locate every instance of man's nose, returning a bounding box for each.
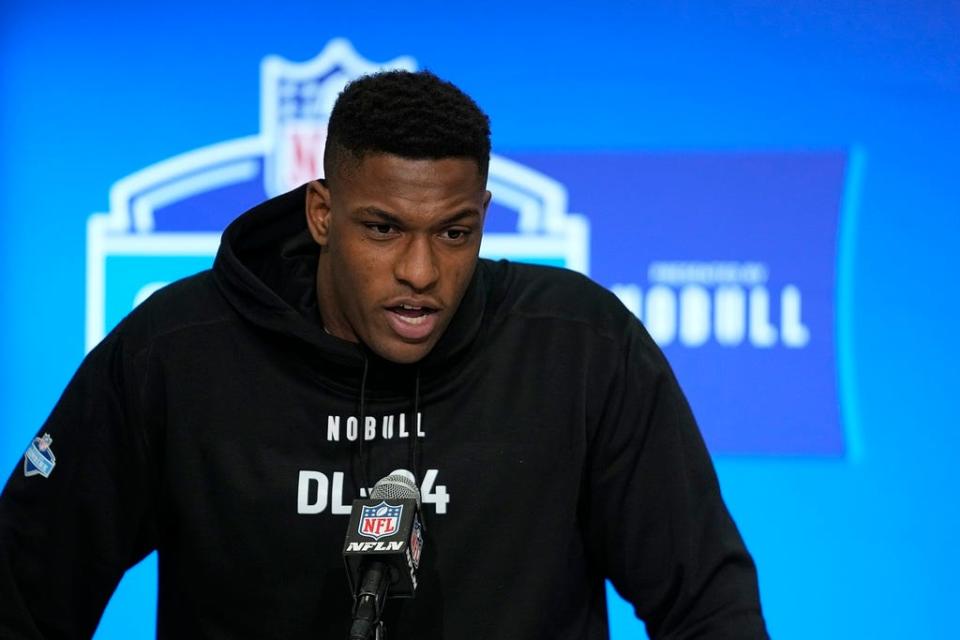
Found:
[394,235,440,291]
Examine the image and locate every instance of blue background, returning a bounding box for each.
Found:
[2,1,959,638]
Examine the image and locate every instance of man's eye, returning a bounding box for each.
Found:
[366,224,395,236]
[442,229,470,241]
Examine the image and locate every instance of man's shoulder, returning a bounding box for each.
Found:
[481,259,633,341]
[111,270,237,353]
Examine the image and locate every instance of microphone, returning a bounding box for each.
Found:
[343,469,424,640]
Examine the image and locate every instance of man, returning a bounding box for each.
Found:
[0,70,767,638]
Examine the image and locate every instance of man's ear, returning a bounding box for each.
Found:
[305,180,333,246]
[480,189,492,225]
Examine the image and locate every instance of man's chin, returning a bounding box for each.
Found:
[368,337,436,365]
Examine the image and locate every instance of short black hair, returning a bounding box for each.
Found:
[324,70,491,181]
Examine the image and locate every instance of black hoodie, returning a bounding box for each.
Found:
[0,185,768,639]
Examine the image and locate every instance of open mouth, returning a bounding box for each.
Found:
[385,304,439,340]
[388,304,436,324]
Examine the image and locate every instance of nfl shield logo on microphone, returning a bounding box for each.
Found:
[359,502,403,540]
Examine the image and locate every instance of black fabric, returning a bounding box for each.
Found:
[0,186,768,639]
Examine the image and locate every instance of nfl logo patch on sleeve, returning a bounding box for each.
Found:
[23,433,56,478]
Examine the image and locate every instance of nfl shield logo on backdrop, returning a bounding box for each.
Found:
[260,39,415,197]
[358,501,403,540]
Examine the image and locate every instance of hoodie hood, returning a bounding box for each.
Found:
[211,184,495,392]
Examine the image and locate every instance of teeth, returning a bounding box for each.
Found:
[400,304,421,310]
[397,314,428,325]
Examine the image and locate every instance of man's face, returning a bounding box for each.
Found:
[306,153,491,364]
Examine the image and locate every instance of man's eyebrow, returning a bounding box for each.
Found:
[354,207,402,224]
[439,209,481,225]
[353,207,481,225]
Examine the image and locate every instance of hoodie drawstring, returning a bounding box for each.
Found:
[409,369,422,491]
[356,354,371,497]
[410,368,425,530]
